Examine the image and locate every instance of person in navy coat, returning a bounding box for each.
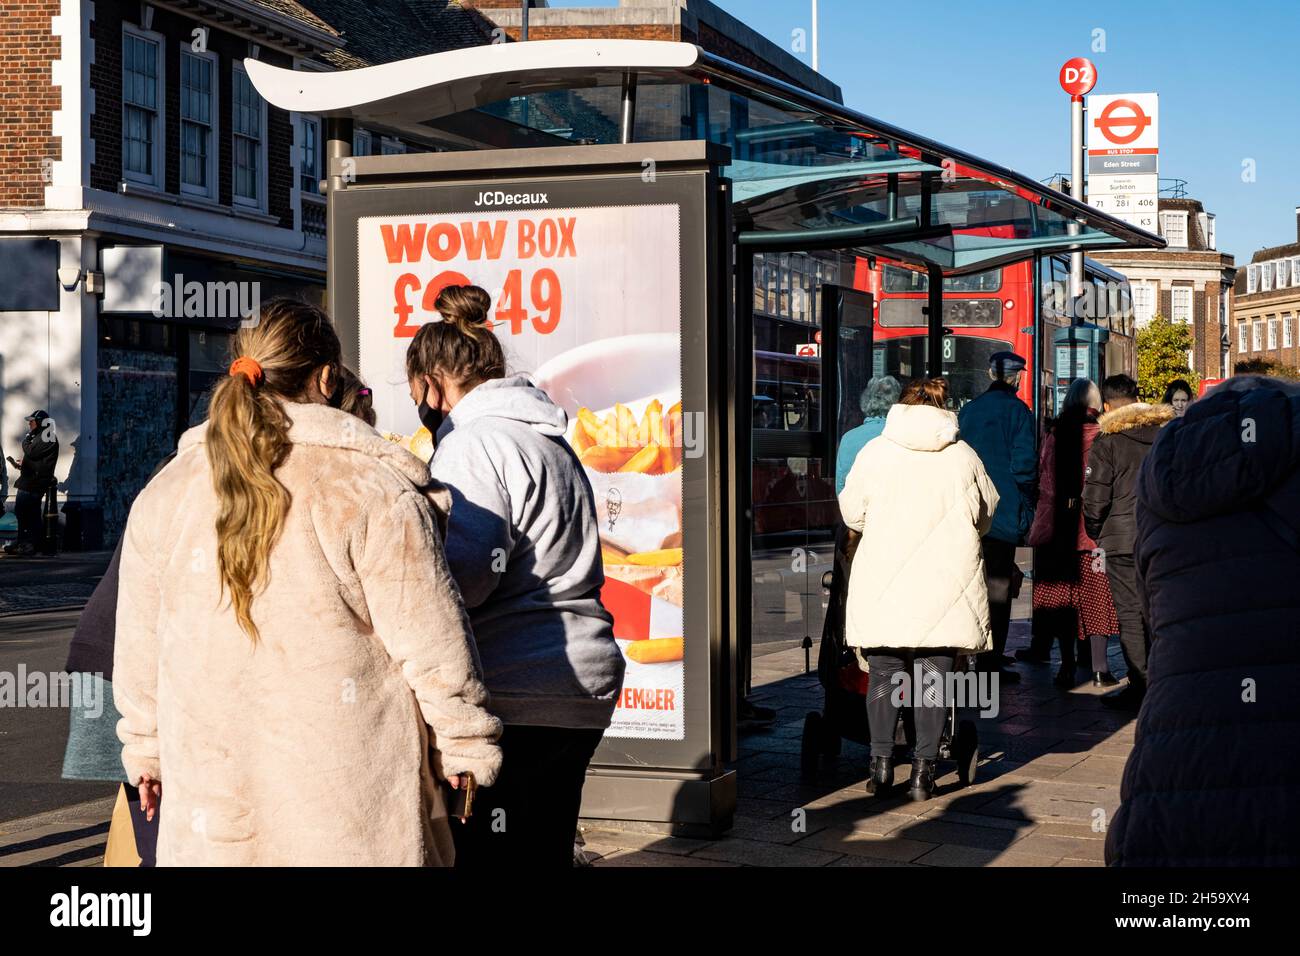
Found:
[1106,375,1300,866]
[958,352,1037,682]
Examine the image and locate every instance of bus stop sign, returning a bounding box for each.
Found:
[1059,57,1097,99]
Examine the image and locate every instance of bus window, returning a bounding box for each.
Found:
[882,264,1003,294]
[873,335,1013,410]
[1091,275,1111,322]
[1040,257,1068,318]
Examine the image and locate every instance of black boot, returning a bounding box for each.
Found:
[865,756,893,796]
[1092,671,1118,687]
[907,758,937,802]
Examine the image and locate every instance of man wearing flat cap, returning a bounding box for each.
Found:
[957,352,1037,683]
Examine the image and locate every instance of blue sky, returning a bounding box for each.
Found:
[548,0,1300,262]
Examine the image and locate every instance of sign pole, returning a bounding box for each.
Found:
[1070,94,1085,312]
[1058,57,1097,322]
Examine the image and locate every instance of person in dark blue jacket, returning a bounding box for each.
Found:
[1106,375,1300,866]
[957,352,1037,682]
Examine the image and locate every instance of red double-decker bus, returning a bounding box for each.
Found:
[852,251,1136,423]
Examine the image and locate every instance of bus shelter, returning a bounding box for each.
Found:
[248,39,1163,835]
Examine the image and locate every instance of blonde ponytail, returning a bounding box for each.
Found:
[205,298,341,642]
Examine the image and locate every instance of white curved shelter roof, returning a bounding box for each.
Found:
[244,39,1164,272]
[245,39,700,122]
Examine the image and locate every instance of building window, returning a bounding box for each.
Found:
[300,115,320,197]
[380,137,406,156]
[1238,320,1248,352]
[1277,260,1290,290]
[232,64,266,208]
[122,29,163,185]
[1247,265,1259,294]
[1160,211,1188,247]
[1132,282,1155,324]
[1292,257,1300,287]
[353,128,372,157]
[180,48,217,197]
[1260,262,1273,293]
[1171,286,1192,323]
[1252,320,1263,351]
[1268,317,1280,350]
[1284,314,1295,349]
[1204,213,1216,250]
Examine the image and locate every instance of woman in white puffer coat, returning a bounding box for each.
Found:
[838,376,1000,802]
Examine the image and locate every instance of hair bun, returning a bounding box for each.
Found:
[435,285,493,329]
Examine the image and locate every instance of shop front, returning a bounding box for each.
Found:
[94,245,324,543]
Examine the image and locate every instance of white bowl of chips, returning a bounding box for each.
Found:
[533,333,679,419]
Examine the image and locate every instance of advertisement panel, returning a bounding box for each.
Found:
[353,193,693,742]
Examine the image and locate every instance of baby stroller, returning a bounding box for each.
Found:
[800,524,980,789]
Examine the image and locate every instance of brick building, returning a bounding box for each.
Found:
[1229,207,1300,374]
[0,0,833,545]
[0,0,501,543]
[1091,196,1236,381]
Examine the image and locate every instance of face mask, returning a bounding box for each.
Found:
[417,382,444,437]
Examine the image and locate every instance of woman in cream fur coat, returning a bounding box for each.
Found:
[838,376,1000,802]
[113,299,502,866]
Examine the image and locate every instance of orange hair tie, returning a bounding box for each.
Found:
[229,356,264,386]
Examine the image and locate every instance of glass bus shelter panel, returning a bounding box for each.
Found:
[451,80,1156,278]
[747,251,858,658]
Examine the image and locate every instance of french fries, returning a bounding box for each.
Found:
[574,400,683,475]
[624,548,683,567]
[625,638,684,664]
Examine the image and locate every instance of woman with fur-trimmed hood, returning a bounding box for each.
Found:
[1083,375,1176,708]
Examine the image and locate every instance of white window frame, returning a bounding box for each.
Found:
[1252,319,1264,352]
[1247,264,1259,294]
[1204,213,1216,250]
[1277,260,1290,290]
[1292,257,1300,287]
[1268,316,1280,350]
[299,114,321,198]
[1171,286,1192,324]
[121,25,166,188]
[1132,281,1155,325]
[353,128,372,157]
[1284,314,1295,349]
[1261,262,1273,292]
[1160,211,1188,247]
[1238,320,1249,352]
[231,61,268,211]
[178,44,219,200]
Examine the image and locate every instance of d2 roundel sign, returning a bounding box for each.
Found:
[1059,57,1097,98]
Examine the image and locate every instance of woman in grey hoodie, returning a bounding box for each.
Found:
[406,285,625,868]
